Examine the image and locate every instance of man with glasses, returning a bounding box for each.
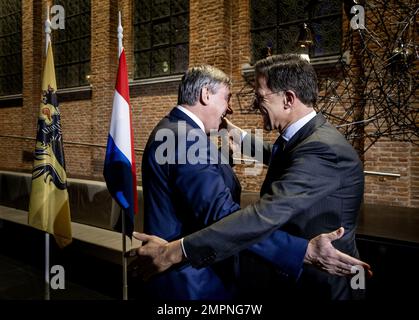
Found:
[136,58,370,300]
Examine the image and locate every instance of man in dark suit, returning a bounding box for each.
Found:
[137,60,371,299]
[141,64,309,299]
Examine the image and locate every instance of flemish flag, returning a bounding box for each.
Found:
[28,40,72,248]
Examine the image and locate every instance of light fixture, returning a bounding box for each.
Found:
[296,23,313,62]
[392,43,413,64]
[162,61,169,73]
[296,23,313,49]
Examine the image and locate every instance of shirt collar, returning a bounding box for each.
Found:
[282,110,316,142]
[176,105,206,133]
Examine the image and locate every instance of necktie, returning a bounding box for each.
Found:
[270,136,286,163]
[262,136,286,195]
[272,136,287,157]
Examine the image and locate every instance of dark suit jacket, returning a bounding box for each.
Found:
[184,113,365,299]
[142,108,308,300]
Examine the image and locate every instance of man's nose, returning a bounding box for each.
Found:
[226,105,233,115]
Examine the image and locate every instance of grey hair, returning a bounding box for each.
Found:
[178,65,231,106]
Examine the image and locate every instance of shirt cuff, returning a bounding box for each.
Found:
[180,237,188,259]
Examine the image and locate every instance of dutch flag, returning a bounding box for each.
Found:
[104,48,138,235]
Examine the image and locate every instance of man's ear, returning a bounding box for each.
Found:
[200,86,210,106]
[284,90,296,109]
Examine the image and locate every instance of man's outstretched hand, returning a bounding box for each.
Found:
[304,227,373,278]
[129,232,184,280]
[130,228,373,281]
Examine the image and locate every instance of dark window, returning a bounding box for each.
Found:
[53,0,91,88]
[0,0,22,96]
[134,0,189,79]
[250,0,342,62]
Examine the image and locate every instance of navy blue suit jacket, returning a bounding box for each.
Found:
[142,108,307,299]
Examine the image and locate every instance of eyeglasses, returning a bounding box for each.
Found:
[252,91,282,110]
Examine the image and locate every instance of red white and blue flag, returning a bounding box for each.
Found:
[104,48,138,235]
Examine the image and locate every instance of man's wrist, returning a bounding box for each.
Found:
[303,240,314,265]
[165,239,186,265]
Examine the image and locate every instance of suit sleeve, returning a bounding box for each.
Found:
[176,158,308,277]
[171,139,241,226]
[183,141,340,268]
[242,133,272,166]
[174,138,308,277]
[248,230,308,279]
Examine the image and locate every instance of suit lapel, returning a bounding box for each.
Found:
[283,113,326,153]
[169,107,203,131]
[260,113,327,196]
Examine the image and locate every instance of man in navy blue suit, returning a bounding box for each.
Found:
[139,63,370,299]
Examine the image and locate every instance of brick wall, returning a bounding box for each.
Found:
[0,0,417,208]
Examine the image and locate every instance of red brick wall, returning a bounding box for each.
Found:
[364,141,418,207]
[0,0,417,208]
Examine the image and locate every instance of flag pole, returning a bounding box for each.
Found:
[117,11,128,301]
[44,5,51,301]
[121,207,128,300]
[118,11,123,57]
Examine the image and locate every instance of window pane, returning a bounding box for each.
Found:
[251,28,276,63]
[311,0,341,18]
[277,24,300,54]
[53,0,91,88]
[151,48,170,77]
[134,0,189,79]
[171,44,188,74]
[0,0,22,96]
[311,17,341,57]
[136,0,151,22]
[79,61,90,85]
[278,0,308,24]
[152,20,170,47]
[68,40,80,64]
[251,0,276,29]
[56,65,67,88]
[137,23,151,50]
[135,51,151,78]
[66,16,79,40]
[80,12,90,35]
[152,0,170,19]
[0,37,5,56]
[251,0,341,61]
[79,36,90,60]
[171,14,188,43]
[171,0,188,14]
